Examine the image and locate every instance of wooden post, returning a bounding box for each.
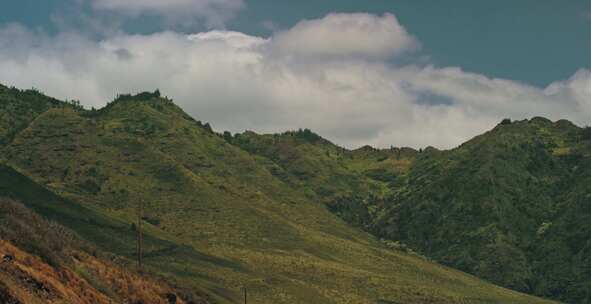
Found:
[137,199,143,270]
[243,287,247,304]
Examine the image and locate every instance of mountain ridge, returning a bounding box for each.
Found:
[226,109,591,303]
[246,115,591,302]
[0,84,574,303]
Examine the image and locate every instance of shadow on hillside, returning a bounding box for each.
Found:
[0,164,242,272]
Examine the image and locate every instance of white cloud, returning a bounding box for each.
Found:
[90,0,244,28]
[0,13,590,149]
[188,30,268,48]
[269,13,419,59]
[544,69,591,112]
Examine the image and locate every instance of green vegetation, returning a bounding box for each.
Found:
[368,118,591,304]
[0,85,561,303]
[233,117,591,303]
[0,85,60,146]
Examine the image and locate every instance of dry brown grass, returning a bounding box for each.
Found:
[0,240,111,304]
[0,239,192,304]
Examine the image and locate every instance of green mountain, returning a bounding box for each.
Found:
[371,118,591,303]
[0,84,559,303]
[231,118,591,303]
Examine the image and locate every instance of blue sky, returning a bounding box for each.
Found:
[236,1,591,88]
[1,1,591,148]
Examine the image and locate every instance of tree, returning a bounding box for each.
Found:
[223,131,233,142]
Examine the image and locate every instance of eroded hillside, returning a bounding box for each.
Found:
[0,198,203,304]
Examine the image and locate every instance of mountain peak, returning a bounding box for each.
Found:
[102,89,172,111]
[114,89,162,102]
[493,116,580,132]
[528,116,553,125]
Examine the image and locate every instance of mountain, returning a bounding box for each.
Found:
[0,84,555,303]
[233,118,591,303]
[371,118,591,303]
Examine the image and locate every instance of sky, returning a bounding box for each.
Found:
[1,0,590,149]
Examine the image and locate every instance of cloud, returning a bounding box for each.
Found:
[0,13,590,149]
[269,13,419,59]
[544,69,591,112]
[89,0,244,28]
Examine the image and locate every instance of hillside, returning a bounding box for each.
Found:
[371,118,591,303]
[0,197,203,304]
[0,84,68,146]
[228,130,418,229]
[0,85,555,304]
[234,118,591,303]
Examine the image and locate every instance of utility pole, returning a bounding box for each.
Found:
[137,199,143,271]
[243,287,247,304]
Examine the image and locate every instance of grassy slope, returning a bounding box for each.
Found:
[0,198,202,304]
[228,131,417,229]
[0,90,553,304]
[234,119,591,303]
[0,84,68,146]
